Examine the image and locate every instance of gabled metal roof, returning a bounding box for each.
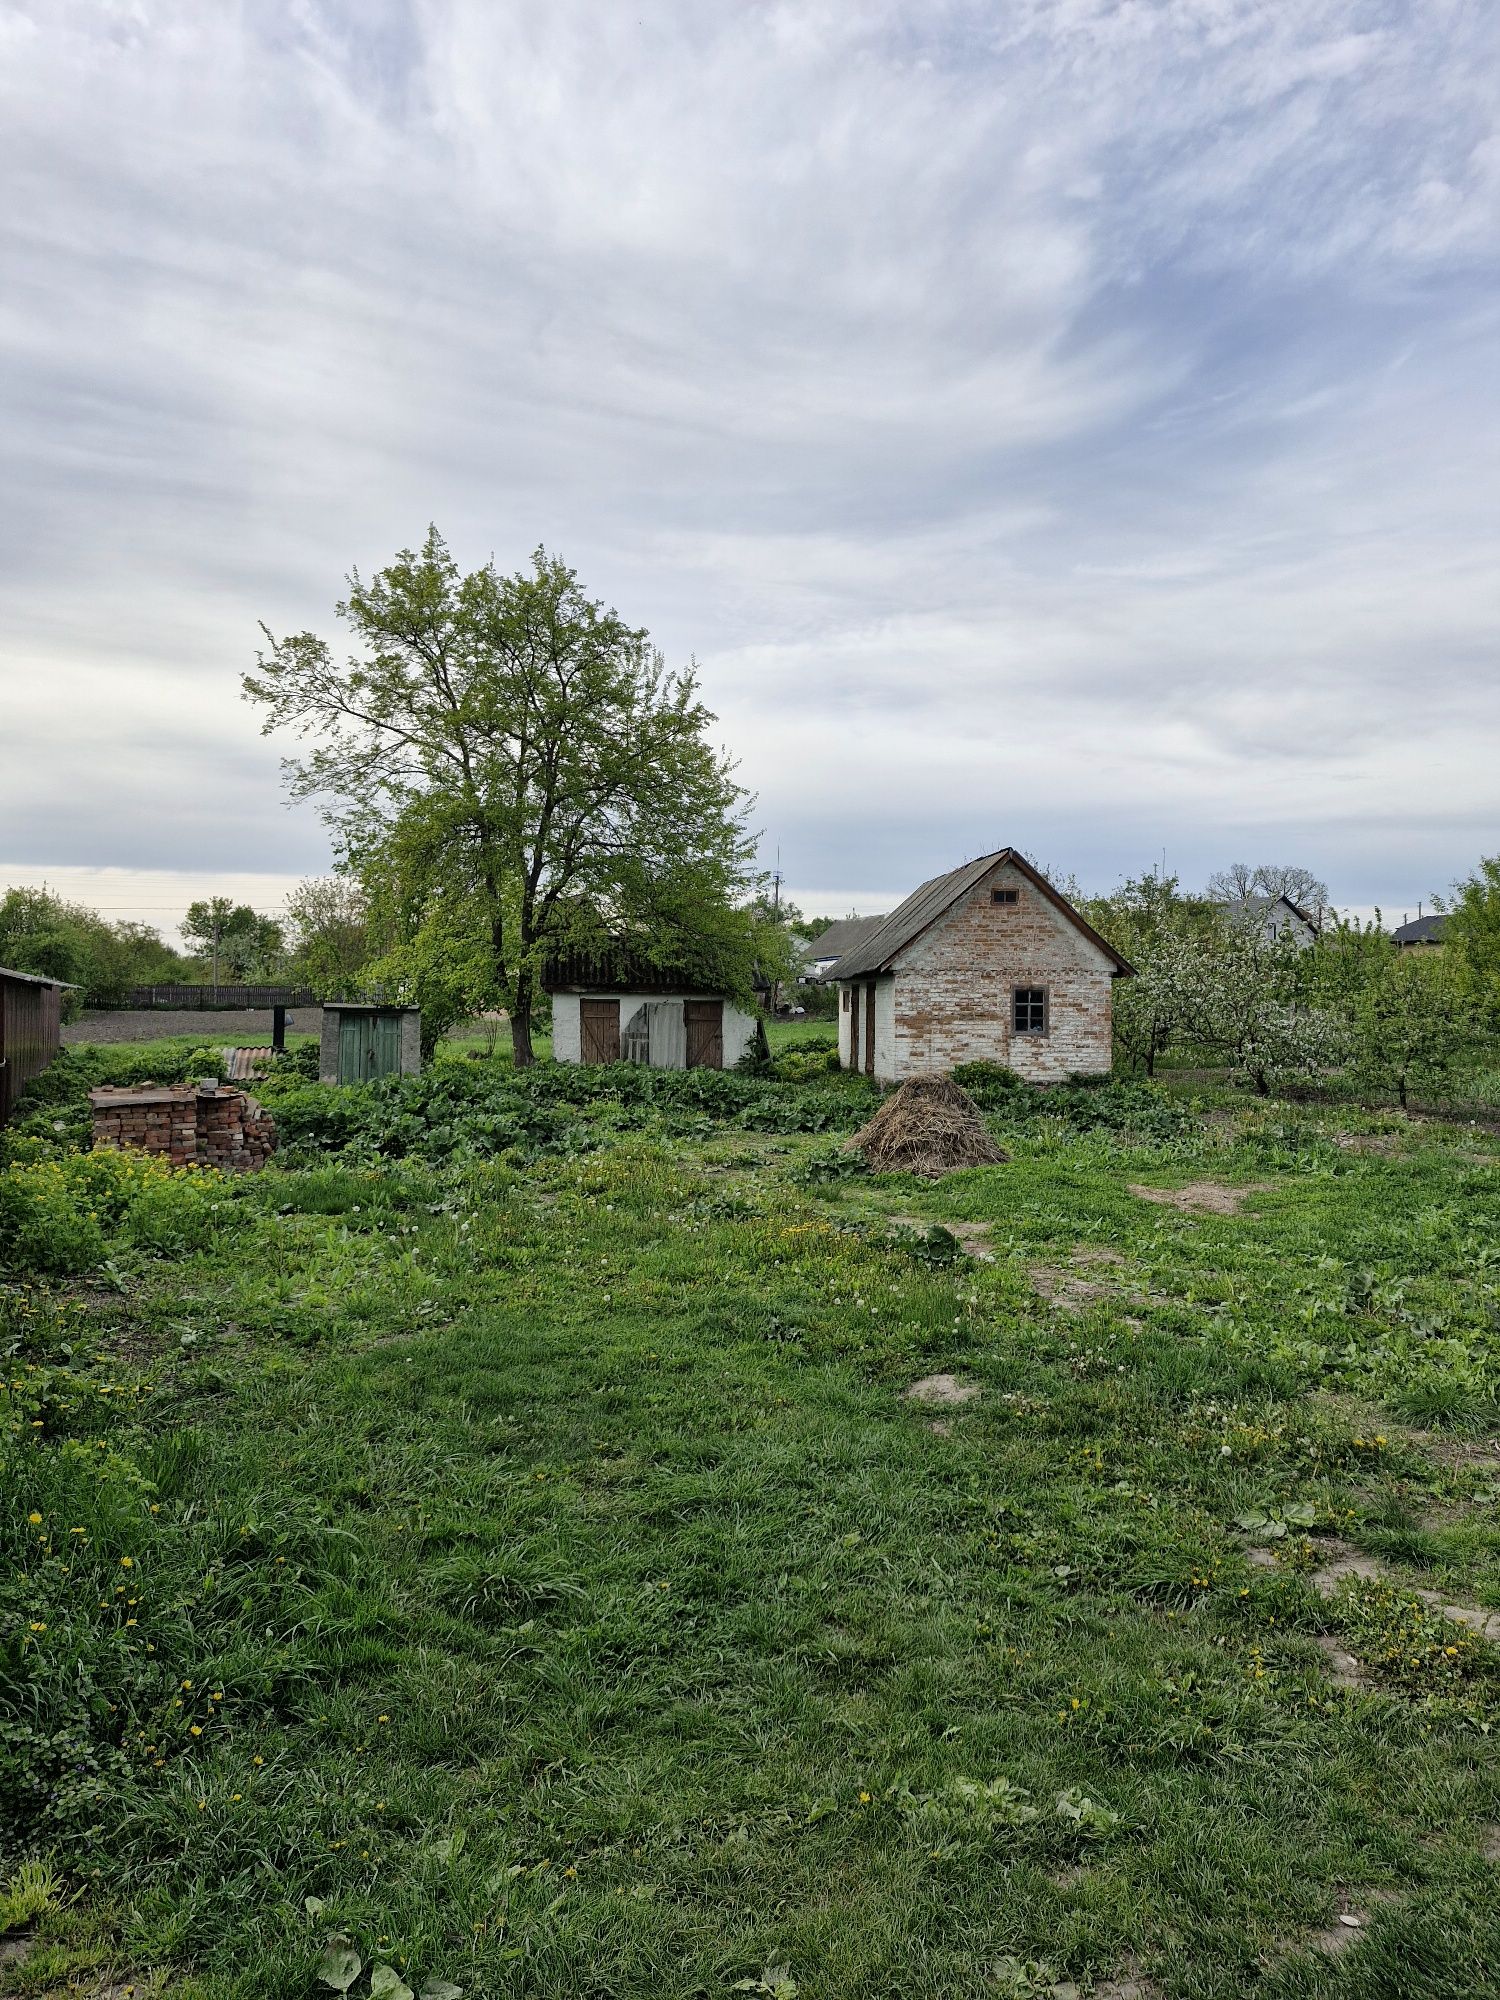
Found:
[806,914,887,964]
[826,848,1133,981]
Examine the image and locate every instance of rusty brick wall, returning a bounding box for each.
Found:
[890,858,1115,1082]
[89,1084,277,1171]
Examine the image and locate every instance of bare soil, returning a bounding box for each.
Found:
[1128,1179,1271,1216]
[63,1007,324,1045]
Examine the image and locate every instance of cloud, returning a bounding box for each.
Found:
[0,0,1496,922]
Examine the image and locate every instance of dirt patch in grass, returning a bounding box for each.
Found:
[1128,1180,1272,1215]
[1333,1131,1407,1156]
[903,1373,982,1407]
[1314,1634,1366,1689]
[1308,1544,1388,1594]
[1092,1959,1162,2000]
[888,1215,995,1260]
[1029,1265,1115,1313]
[1030,1246,1129,1313]
[1304,1538,1500,1643]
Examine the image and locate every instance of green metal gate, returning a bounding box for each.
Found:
[337,1010,403,1084]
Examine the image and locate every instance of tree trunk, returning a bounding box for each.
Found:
[509,967,536,1068]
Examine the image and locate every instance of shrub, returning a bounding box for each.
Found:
[0,1152,233,1276]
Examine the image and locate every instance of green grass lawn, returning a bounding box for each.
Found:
[4,1053,1500,1997]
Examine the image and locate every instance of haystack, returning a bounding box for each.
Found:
[846,1073,1007,1179]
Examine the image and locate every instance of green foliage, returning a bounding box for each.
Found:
[265,1058,879,1163]
[1443,855,1500,1028]
[0,1149,233,1275]
[0,885,191,1007]
[284,875,371,995]
[950,1062,1189,1139]
[180,897,286,980]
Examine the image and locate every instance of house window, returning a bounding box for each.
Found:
[991,888,1019,906]
[1013,986,1047,1034]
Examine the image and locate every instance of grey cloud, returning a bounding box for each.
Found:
[0,0,1496,919]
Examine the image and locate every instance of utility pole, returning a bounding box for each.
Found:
[211,914,220,999]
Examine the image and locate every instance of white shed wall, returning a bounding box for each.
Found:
[548,992,757,1070]
[551,993,581,1063]
[836,974,897,1080]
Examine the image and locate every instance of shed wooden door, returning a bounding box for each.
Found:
[684,998,724,1069]
[372,1012,402,1078]
[338,1012,403,1084]
[338,1012,373,1084]
[847,985,860,1072]
[580,998,620,1064]
[864,980,876,1075]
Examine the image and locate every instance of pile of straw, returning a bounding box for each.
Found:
[846,1073,1007,1179]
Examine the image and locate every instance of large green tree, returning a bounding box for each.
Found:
[180,899,285,984]
[244,532,757,1064]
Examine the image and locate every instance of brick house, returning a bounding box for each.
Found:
[827,849,1132,1083]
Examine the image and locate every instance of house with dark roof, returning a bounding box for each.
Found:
[804,914,888,981]
[1393,913,1447,949]
[826,850,1132,1084]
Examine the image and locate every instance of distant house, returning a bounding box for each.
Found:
[544,948,758,1071]
[0,965,70,1127]
[826,849,1131,1084]
[1393,914,1448,949]
[1219,894,1319,949]
[804,914,887,982]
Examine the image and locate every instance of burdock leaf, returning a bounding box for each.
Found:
[316,1945,361,1993]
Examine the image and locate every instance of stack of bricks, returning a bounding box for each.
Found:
[89,1084,277,1171]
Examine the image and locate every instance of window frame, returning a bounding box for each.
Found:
[1012,984,1049,1035]
[991,887,1020,907]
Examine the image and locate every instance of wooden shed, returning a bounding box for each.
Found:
[319,1002,423,1085]
[0,965,71,1126]
[543,949,758,1071]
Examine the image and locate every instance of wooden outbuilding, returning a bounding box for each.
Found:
[826,849,1131,1085]
[0,965,71,1126]
[544,950,758,1071]
[319,1002,423,1085]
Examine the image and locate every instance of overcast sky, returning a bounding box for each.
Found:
[2,0,1496,935]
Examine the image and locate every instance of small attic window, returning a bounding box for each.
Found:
[991,888,1019,906]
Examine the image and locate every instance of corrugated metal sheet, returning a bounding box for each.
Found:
[0,966,65,1126]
